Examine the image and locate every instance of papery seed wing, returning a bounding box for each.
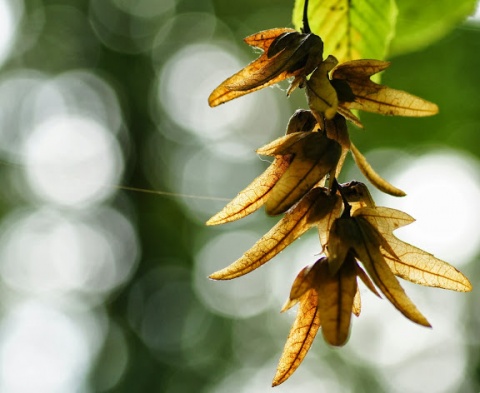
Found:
[334,149,349,179]
[307,191,342,226]
[337,105,363,128]
[317,196,343,249]
[244,28,296,50]
[265,158,331,216]
[354,220,431,327]
[286,110,317,135]
[209,188,324,280]
[332,60,438,117]
[344,84,439,116]
[381,236,472,292]
[224,36,309,90]
[354,206,414,233]
[209,33,323,107]
[355,218,398,259]
[350,143,406,197]
[354,208,411,259]
[355,207,471,291]
[355,261,381,297]
[352,287,361,317]
[306,56,339,121]
[283,190,340,310]
[282,260,325,312]
[282,265,315,312]
[332,59,391,79]
[324,114,351,149]
[265,134,342,216]
[256,132,310,156]
[208,60,299,107]
[273,290,321,387]
[316,258,357,346]
[326,218,358,274]
[206,157,290,225]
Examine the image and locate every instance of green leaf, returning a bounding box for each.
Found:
[292,0,398,63]
[390,0,478,56]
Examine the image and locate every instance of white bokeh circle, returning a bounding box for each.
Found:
[23,114,123,207]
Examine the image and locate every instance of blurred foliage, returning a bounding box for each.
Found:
[391,0,478,55]
[292,0,397,62]
[293,0,478,60]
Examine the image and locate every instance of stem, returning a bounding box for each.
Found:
[303,0,311,34]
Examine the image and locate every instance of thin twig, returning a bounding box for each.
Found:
[303,0,311,34]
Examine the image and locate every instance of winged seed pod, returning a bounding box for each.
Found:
[271,203,472,386]
[209,187,341,280]
[306,55,339,121]
[208,28,323,107]
[273,255,372,386]
[206,110,317,226]
[257,130,341,215]
[332,59,439,118]
[327,206,472,325]
[358,207,472,291]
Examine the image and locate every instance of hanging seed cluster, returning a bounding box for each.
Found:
[206,11,471,387]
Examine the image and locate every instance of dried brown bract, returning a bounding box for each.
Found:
[208,28,324,107]
[257,130,341,215]
[332,59,439,118]
[209,187,341,280]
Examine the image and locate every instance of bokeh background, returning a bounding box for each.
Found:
[0,0,479,392]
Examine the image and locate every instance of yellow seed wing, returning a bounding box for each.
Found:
[355,220,431,327]
[355,261,381,298]
[208,62,296,107]
[352,287,361,317]
[354,206,414,232]
[209,32,323,107]
[282,262,320,312]
[265,134,341,216]
[273,290,321,387]
[306,56,339,121]
[244,28,296,50]
[332,60,438,117]
[209,188,323,280]
[344,82,439,116]
[206,157,290,225]
[350,143,406,197]
[333,59,391,79]
[382,236,472,292]
[316,258,357,346]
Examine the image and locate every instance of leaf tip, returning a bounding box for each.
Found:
[423,320,433,329]
[462,278,473,292]
[415,314,432,328]
[281,298,296,313]
[208,270,229,280]
[207,92,219,108]
[206,214,229,225]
